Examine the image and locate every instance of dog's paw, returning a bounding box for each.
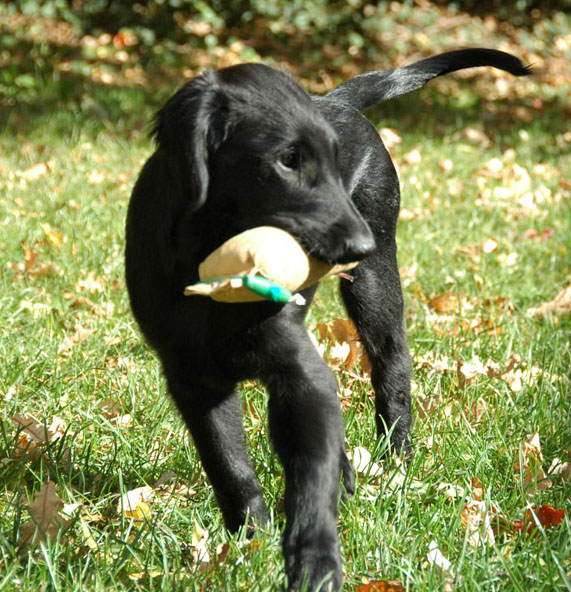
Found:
[285,541,343,592]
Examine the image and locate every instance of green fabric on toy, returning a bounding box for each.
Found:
[183,226,359,304]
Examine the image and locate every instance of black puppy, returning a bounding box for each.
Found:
[125,49,529,591]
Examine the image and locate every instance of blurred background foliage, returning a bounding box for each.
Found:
[1,0,569,136]
[10,0,571,41]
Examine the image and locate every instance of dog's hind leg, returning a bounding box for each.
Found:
[340,252,412,455]
[163,363,269,533]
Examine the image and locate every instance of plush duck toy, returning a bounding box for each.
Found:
[184,226,358,304]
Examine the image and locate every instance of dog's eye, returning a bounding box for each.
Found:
[278,149,300,171]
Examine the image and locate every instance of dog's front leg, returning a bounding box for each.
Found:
[261,329,346,592]
[341,254,412,455]
[163,363,269,533]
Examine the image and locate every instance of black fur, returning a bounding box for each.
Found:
[125,49,529,591]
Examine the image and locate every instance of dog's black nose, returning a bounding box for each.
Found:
[340,235,377,263]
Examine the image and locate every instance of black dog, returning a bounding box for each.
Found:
[125,49,529,591]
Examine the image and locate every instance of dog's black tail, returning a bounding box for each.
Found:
[325,48,531,111]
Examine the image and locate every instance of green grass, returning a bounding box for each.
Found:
[1,6,570,592]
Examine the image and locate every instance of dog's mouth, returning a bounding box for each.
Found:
[265,218,376,266]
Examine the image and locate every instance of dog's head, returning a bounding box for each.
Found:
[154,63,375,265]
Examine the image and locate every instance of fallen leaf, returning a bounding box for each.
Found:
[426,540,453,573]
[12,413,48,458]
[191,519,210,564]
[17,161,54,181]
[428,292,460,313]
[8,241,60,280]
[86,170,107,184]
[351,446,383,478]
[316,318,371,374]
[457,356,488,386]
[438,158,453,173]
[437,482,466,500]
[520,228,554,242]
[514,505,566,536]
[514,431,553,495]
[497,252,518,267]
[79,517,99,550]
[355,581,405,592]
[118,486,154,521]
[471,476,484,502]
[403,147,422,164]
[461,500,498,547]
[521,431,543,464]
[527,284,571,317]
[399,261,418,287]
[128,570,164,581]
[547,456,571,481]
[480,237,499,253]
[379,127,401,150]
[75,272,107,294]
[398,207,426,221]
[463,127,491,149]
[40,223,63,249]
[58,325,97,355]
[12,414,67,458]
[19,481,70,548]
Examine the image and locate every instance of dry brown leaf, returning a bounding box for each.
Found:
[455,244,481,264]
[351,446,383,478]
[191,519,211,565]
[403,147,422,165]
[547,456,571,481]
[481,296,515,314]
[12,413,48,457]
[480,237,499,254]
[379,127,401,150]
[471,476,484,502]
[8,241,61,280]
[118,486,154,521]
[438,158,454,173]
[461,500,498,547]
[513,505,566,537]
[17,161,54,181]
[416,351,546,394]
[128,570,164,581]
[426,540,453,574]
[316,318,371,375]
[527,284,571,317]
[330,318,360,343]
[19,481,70,548]
[398,206,426,221]
[355,581,405,592]
[522,431,544,464]
[58,325,97,355]
[428,292,460,313]
[515,431,553,495]
[463,127,491,149]
[86,169,107,184]
[12,414,67,458]
[399,261,418,287]
[74,272,107,294]
[40,223,63,249]
[520,228,554,242]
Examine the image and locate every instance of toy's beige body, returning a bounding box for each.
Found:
[184,226,358,302]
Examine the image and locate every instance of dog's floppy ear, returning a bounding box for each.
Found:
[153,72,227,212]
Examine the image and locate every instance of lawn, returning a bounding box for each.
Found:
[0,3,569,591]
